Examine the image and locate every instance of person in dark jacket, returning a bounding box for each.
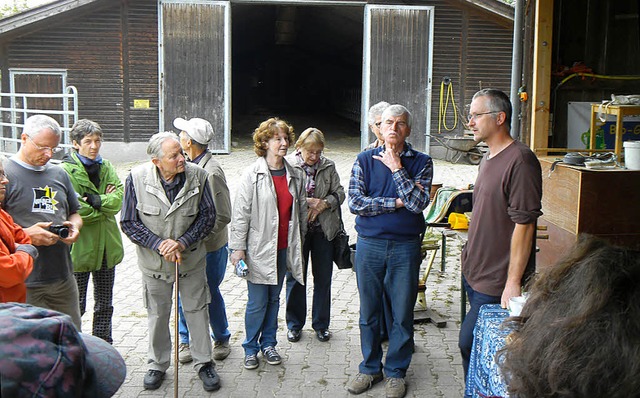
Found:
[284,127,345,343]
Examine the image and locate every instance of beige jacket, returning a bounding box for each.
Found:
[229,157,307,285]
[197,151,231,252]
[285,154,345,240]
[130,162,209,277]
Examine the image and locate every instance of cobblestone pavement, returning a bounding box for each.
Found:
[88,137,478,397]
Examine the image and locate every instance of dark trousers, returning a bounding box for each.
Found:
[286,228,334,331]
[458,277,501,379]
[74,257,115,344]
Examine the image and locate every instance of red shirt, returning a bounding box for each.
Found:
[272,174,293,250]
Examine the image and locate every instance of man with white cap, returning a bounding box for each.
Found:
[174,117,233,363]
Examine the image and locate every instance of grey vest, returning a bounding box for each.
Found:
[130,162,208,278]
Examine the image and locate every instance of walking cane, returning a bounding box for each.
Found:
[174,258,180,398]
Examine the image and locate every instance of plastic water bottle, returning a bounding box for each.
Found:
[227,247,249,278]
[235,259,249,278]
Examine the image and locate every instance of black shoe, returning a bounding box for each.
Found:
[198,362,221,392]
[287,329,301,342]
[244,354,259,370]
[262,346,282,365]
[143,369,165,390]
[315,329,331,342]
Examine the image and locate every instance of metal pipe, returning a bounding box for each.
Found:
[510,0,524,140]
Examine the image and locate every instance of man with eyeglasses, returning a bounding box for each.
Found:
[458,89,542,380]
[3,114,84,329]
[364,101,390,151]
[348,104,433,398]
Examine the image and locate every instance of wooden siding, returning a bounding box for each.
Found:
[7,5,124,141]
[431,0,464,136]
[464,13,513,107]
[4,0,159,144]
[127,0,160,143]
[0,0,514,145]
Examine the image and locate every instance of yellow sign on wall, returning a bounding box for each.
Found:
[134,99,150,109]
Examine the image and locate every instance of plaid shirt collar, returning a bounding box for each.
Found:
[379,142,416,157]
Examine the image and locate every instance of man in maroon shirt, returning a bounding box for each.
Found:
[458,89,542,380]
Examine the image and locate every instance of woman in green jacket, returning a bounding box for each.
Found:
[61,119,124,344]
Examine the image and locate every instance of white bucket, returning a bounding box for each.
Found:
[624,141,640,170]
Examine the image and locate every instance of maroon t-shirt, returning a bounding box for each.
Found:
[272,171,293,250]
[461,140,542,297]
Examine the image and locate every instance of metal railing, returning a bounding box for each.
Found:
[0,86,78,156]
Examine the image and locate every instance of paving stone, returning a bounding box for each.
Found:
[89,143,478,397]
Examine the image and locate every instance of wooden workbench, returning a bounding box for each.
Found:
[536,157,640,269]
[589,103,640,159]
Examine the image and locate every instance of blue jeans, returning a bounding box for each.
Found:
[178,244,231,345]
[286,228,333,331]
[459,277,501,380]
[355,235,421,378]
[242,248,287,356]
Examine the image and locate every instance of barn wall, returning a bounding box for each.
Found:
[4,0,159,143]
[127,0,160,142]
[430,0,513,137]
[1,0,513,144]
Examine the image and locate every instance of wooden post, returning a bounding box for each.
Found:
[530,0,554,155]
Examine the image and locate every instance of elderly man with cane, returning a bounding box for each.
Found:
[121,131,220,392]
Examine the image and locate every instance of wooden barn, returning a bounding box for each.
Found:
[0,0,514,154]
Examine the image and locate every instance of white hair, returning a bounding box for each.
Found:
[382,104,412,128]
[367,101,390,126]
[147,131,180,159]
[23,115,62,138]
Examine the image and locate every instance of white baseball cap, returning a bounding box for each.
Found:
[173,117,214,145]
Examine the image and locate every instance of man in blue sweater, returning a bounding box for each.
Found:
[347,104,433,398]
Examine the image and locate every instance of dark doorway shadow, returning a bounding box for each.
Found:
[231,3,363,150]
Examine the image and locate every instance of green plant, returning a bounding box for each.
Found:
[0,0,29,20]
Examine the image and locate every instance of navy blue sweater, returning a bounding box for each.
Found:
[355,148,428,241]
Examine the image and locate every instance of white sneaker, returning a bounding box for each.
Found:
[178,343,193,364]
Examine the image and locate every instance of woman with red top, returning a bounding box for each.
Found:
[229,117,307,370]
[0,155,38,303]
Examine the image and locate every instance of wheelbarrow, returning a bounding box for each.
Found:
[431,135,485,165]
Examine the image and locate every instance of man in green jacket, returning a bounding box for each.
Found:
[60,119,124,344]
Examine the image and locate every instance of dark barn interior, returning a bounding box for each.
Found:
[231,4,364,143]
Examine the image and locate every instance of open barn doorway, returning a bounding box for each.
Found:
[231,3,363,150]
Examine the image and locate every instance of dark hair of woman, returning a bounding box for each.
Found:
[498,235,640,398]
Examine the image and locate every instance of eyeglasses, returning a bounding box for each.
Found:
[27,135,63,154]
[467,111,500,122]
[304,149,323,156]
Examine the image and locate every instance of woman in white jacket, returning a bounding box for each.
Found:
[229,117,307,370]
